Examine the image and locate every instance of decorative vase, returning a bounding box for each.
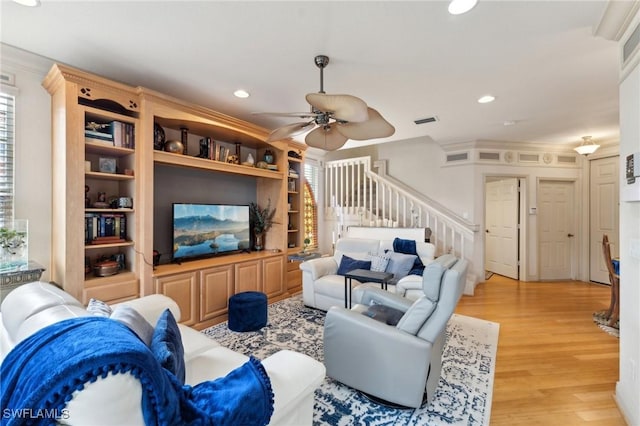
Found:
[254,232,265,251]
[264,149,274,165]
[0,219,28,272]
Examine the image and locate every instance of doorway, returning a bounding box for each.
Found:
[589,156,619,284]
[485,177,520,280]
[538,180,576,280]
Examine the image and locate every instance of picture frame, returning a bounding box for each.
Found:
[99,157,117,174]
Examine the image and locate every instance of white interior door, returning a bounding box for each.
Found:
[538,180,575,280]
[485,178,519,279]
[589,156,619,284]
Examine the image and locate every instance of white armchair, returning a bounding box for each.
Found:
[323,258,469,408]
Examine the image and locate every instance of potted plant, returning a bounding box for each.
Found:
[303,237,311,253]
[0,220,28,271]
[249,200,277,251]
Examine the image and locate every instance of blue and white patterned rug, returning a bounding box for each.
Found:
[202,296,499,426]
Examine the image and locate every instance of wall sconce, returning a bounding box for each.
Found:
[574,136,600,156]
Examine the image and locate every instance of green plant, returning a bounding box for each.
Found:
[0,227,26,255]
[249,200,277,234]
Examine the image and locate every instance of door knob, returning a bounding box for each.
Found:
[567,233,574,237]
[486,229,490,233]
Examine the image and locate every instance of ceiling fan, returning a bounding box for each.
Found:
[259,55,395,150]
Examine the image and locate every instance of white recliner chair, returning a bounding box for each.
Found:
[323,258,468,408]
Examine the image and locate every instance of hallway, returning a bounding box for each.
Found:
[455,275,624,425]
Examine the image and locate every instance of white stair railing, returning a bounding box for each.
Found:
[324,156,480,268]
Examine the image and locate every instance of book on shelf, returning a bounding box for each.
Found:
[107,121,135,149]
[85,212,127,244]
[209,139,215,160]
[85,136,114,146]
[85,129,113,140]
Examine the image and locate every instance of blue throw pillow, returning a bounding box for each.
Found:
[393,237,425,275]
[385,251,417,280]
[337,255,372,276]
[151,309,185,384]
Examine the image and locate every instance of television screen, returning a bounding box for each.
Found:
[172,203,250,261]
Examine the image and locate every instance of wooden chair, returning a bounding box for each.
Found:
[602,234,619,327]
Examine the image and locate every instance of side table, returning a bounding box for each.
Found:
[0,261,46,302]
[343,269,394,308]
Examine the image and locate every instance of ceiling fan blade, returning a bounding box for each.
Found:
[305,93,369,123]
[252,112,319,119]
[266,121,316,142]
[335,107,395,140]
[305,126,348,151]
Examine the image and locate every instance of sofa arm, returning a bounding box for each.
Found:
[299,256,338,281]
[262,350,325,425]
[113,294,181,325]
[355,287,413,312]
[395,275,423,297]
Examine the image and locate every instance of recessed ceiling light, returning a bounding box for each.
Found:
[503,120,516,126]
[448,0,478,15]
[478,95,495,104]
[233,89,250,98]
[11,0,40,6]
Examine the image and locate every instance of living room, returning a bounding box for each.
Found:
[1,1,639,425]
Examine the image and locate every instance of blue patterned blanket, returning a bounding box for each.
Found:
[1,316,273,426]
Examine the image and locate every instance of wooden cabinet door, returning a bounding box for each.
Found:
[199,265,233,322]
[287,260,302,293]
[154,272,198,326]
[235,260,262,293]
[263,255,285,298]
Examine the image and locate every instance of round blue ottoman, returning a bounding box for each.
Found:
[228,291,268,332]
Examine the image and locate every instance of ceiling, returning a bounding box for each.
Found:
[0,1,626,151]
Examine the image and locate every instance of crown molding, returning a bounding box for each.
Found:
[594,0,640,41]
[441,138,619,154]
[1,43,53,78]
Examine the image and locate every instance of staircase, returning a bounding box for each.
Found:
[324,156,481,291]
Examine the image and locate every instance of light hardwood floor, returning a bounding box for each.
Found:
[455,275,625,426]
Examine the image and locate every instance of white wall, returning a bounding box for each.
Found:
[1,45,54,280]
[615,31,640,425]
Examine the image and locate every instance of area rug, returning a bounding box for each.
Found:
[593,310,619,338]
[202,296,500,426]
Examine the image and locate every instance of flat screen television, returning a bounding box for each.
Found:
[172,203,251,262]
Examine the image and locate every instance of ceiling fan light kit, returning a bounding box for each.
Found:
[263,55,395,150]
[574,135,600,155]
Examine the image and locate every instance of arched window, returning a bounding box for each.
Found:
[303,180,318,249]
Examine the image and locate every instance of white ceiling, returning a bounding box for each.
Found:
[0,0,625,151]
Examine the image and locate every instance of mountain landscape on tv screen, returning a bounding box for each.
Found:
[173,215,250,257]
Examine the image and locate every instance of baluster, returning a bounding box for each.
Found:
[451,226,455,255]
[357,161,361,214]
[395,190,399,227]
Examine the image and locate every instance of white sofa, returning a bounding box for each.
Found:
[301,236,436,311]
[0,281,325,425]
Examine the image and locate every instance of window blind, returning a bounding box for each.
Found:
[0,92,15,222]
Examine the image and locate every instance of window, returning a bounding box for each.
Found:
[0,91,15,223]
[303,162,319,248]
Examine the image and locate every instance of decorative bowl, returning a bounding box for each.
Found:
[94,260,119,277]
[164,140,184,154]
